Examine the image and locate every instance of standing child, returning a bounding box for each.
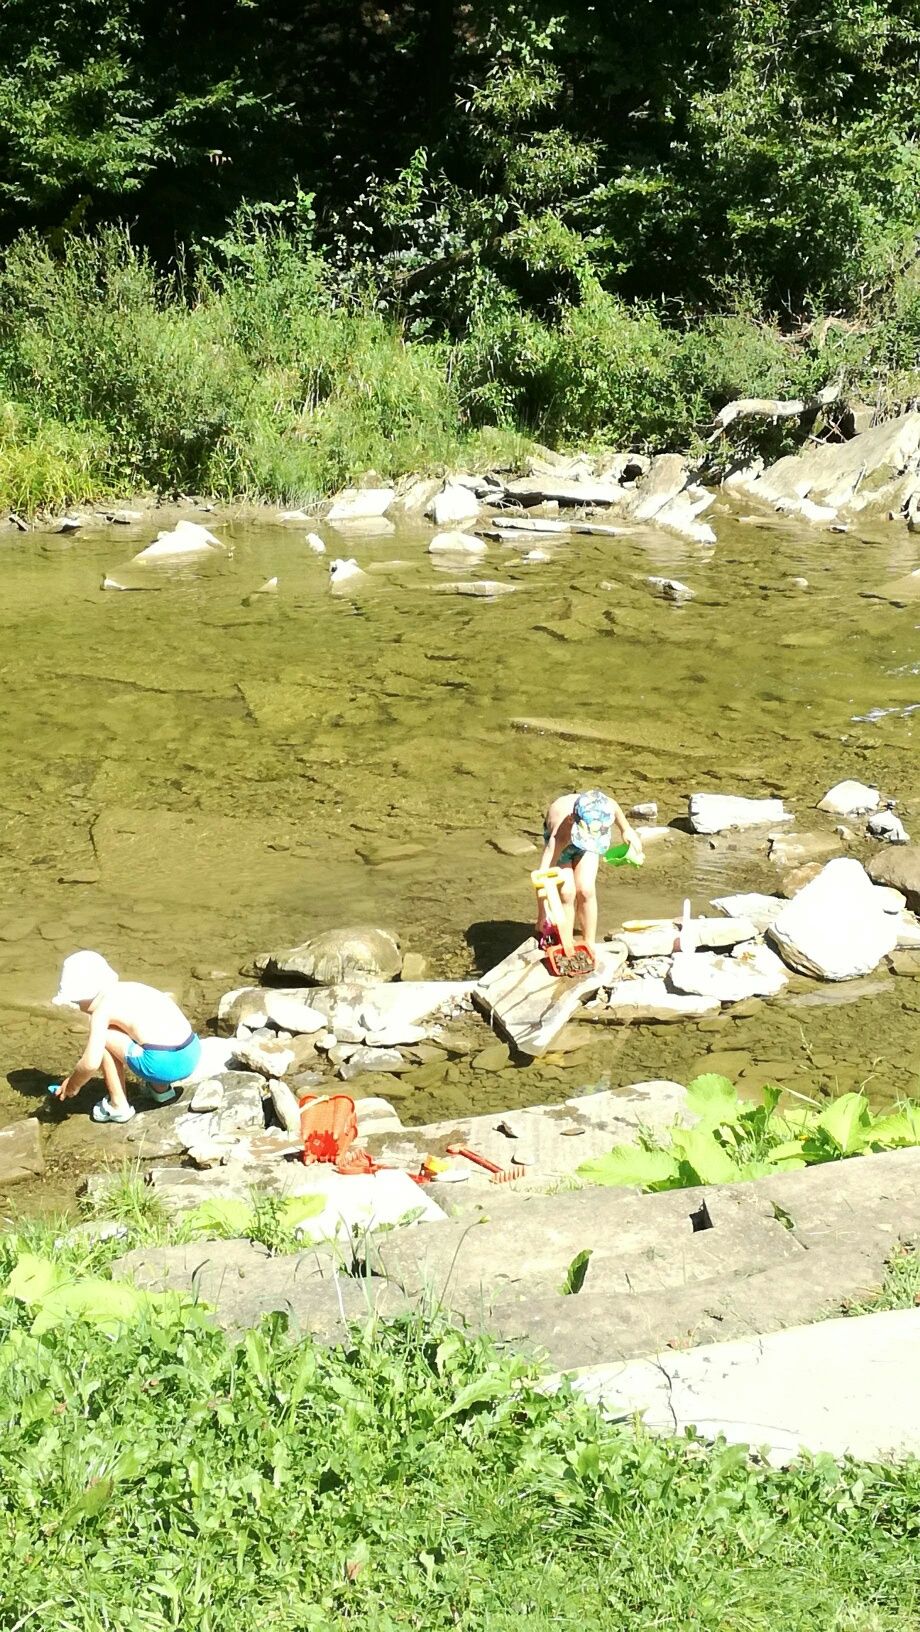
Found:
[50,951,201,1123]
[538,789,643,953]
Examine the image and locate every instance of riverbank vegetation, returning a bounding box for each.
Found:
[0,1219,918,1631]
[3,1,920,509]
[580,1077,920,1191]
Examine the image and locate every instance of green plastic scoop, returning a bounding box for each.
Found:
[605,841,642,867]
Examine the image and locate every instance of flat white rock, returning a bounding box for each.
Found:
[768,857,899,980]
[817,780,880,817]
[689,793,792,834]
[710,892,785,933]
[262,993,327,1034]
[357,981,474,1033]
[669,944,787,1002]
[604,977,719,1022]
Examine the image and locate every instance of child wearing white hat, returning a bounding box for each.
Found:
[50,951,201,1123]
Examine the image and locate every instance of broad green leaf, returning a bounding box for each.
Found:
[61,1476,114,1526]
[30,1278,146,1336]
[814,1093,871,1155]
[868,1103,920,1148]
[577,1144,680,1189]
[685,1074,743,1129]
[4,1253,63,1305]
[672,1128,741,1185]
[560,1249,592,1296]
[438,1369,510,1420]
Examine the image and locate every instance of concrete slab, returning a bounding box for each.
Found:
[365,1082,693,1194]
[147,1160,447,1241]
[473,937,626,1054]
[569,1308,920,1463]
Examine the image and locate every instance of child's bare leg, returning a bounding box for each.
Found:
[574,853,600,947]
[101,1031,132,1113]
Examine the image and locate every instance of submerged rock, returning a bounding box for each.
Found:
[689,793,791,834]
[646,575,693,602]
[428,531,488,555]
[435,580,516,598]
[263,926,402,985]
[769,857,899,980]
[132,519,226,561]
[305,532,326,553]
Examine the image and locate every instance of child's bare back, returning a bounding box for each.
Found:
[103,982,192,1048]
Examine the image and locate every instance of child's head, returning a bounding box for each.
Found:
[53,950,119,1010]
[571,790,614,854]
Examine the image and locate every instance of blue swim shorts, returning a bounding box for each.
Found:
[125,1034,201,1086]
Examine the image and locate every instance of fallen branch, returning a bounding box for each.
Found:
[707,382,842,443]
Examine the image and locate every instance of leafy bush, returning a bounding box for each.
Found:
[579,1076,920,1191]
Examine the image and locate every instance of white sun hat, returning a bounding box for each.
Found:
[53,950,119,1008]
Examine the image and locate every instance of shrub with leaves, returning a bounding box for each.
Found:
[578,1076,920,1191]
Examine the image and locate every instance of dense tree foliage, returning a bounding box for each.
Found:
[2,0,919,318]
[2,1,920,503]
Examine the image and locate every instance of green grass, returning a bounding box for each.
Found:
[844,1243,920,1316]
[0,1224,918,1631]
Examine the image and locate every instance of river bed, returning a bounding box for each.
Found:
[3,502,920,1209]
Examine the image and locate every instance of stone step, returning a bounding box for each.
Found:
[114,1238,411,1337]
[364,1181,801,1304]
[487,1240,892,1371]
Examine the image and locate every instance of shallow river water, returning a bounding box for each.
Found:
[3,501,920,1206]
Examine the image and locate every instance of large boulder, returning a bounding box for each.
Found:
[768,857,899,980]
[866,847,920,913]
[740,411,920,512]
[327,487,395,522]
[427,481,480,527]
[262,926,402,985]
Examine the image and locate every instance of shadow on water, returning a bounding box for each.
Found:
[7,1067,56,1107]
[465,919,534,972]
